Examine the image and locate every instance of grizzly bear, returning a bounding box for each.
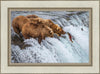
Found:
[22,21,54,43]
[12,15,30,37]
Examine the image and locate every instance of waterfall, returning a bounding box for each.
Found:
[11,11,89,63]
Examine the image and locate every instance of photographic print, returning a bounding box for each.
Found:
[10,10,90,64]
[1,0,100,73]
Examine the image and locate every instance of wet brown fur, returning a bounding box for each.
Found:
[12,15,65,44]
[26,15,39,18]
[45,19,66,36]
[22,22,54,43]
[26,15,66,36]
[12,16,30,35]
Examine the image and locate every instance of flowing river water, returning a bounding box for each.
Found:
[11,11,89,63]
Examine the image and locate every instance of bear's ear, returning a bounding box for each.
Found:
[47,19,52,24]
[48,19,52,22]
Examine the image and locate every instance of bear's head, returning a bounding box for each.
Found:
[46,19,66,36]
[53,24,66,36]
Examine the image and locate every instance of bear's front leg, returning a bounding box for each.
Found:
[38,36,42,44]
[38,33,45,44]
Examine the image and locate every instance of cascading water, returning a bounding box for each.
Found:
[11,11,89,63]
